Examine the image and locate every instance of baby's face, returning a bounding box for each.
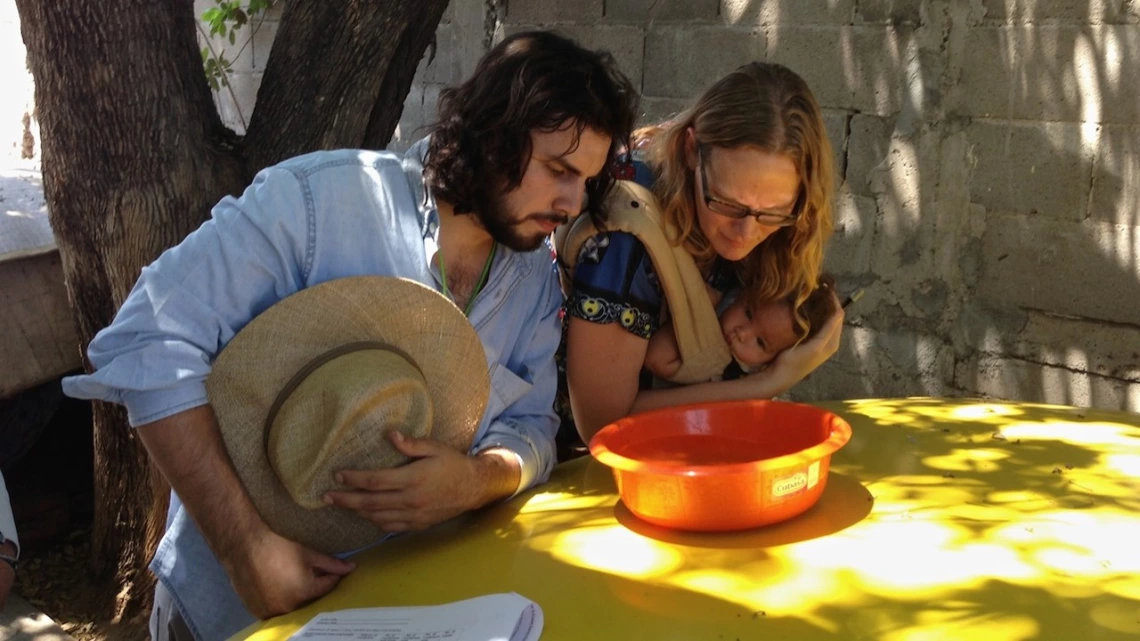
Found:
[720,297,799,368]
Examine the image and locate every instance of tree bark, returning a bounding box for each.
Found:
[14,0,446,620]
[244,0,449,172]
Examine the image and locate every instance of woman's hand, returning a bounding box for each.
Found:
[761,291,845,394]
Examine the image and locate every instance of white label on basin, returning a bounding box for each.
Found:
[808,461,821,489]
[772,472,808,498]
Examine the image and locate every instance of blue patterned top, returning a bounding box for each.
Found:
[564,157,736,339]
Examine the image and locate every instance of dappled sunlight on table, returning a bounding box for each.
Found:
[231,398,1140,641]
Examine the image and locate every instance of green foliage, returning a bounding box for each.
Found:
[199,0,279,91]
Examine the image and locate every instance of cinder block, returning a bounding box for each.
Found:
[959,354,1140,412]
[643,26,764,98]
[504,24,644,88]
[821,108,850,180]
[855,0,924,25]
[965,119,1093,221]
[214,71,262,134]
[607,0,718,21]
[389,84,442,151]
[979,0,1132,24]
[636,97,691,128]
[825,186,878,277]
[722,0,856,26]
[506,0,603,23]
[766,25,910,114]
[1013,310,1140,383]
[1091,124,1140,226]
[449,0,491,80]
[977,214,1140,325]
[846,114,893,196]
[201,29,253,75]
[958,26,1140,124]
[416,21,463,85]
[251,19,278,72]
[788,325,957,402]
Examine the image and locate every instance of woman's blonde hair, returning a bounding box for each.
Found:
[637,62,834,327]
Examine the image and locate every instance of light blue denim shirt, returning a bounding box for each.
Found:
[61,141,562,641]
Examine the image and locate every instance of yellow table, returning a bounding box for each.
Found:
[235,399,1140,640]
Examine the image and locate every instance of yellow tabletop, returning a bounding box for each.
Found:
[234,398,1140,641]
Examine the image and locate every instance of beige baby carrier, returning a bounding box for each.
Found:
[556,180,732,384]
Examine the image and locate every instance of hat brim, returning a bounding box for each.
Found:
[206,276,489,554]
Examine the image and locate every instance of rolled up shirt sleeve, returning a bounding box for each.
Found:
[61,166,311,427]
[470,260,562,496]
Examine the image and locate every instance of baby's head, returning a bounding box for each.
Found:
[720,275,837,370]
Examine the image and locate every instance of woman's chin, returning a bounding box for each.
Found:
[715,244,752,262]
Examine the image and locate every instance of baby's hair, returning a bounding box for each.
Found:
[790,273,836,345]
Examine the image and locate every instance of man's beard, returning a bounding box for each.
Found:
[477,193,567,252]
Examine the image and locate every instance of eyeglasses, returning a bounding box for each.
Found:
[697,146,801,227]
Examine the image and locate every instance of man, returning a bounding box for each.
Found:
[62,30,637,641]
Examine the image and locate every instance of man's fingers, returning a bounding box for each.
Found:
[325,488,423,513]
[388,430,444,458]
[304,548,355,576]
[303,572,343,604]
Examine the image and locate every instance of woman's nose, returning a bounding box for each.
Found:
[738,216,776,241]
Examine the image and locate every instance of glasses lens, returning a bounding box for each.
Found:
[707,200,748,219]
[757,214,798,227]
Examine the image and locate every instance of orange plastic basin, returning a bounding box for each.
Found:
[589,400,853,531]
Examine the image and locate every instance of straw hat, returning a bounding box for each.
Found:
[206,276,489,554]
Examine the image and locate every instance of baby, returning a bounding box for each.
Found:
[645,275,837,382]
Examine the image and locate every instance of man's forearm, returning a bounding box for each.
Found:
[137,405,268,564]
[470,449,522,509]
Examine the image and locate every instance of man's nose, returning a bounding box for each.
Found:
[555,183,586,218]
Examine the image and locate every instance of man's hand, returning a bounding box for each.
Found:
[223,527,354,619]
[324,431,519,533]
[137,406,354,620]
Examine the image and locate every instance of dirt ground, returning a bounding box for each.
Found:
[5,388,148,641]
[14,525,149,641]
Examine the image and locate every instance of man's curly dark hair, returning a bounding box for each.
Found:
[424,31,638,223]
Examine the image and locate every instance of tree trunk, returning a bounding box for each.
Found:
[243,0,449,170]
[14,0,446,621]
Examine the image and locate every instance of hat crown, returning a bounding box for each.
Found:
[267,348,433,509]
[208,276,490,553]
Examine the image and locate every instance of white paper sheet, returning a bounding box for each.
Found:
[289,593,543,641]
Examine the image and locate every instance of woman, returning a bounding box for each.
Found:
[561,61,844,446]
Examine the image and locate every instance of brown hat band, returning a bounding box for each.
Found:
[263,341,424,437]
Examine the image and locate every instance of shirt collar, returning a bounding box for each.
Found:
[400,137,440,245]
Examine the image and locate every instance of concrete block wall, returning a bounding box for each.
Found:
[0,0,38,162]
[192,0,281,134]
[191,0,487,143]
[5,1,1126,409]
[487,0,1140,411]
[198,0,1139,410]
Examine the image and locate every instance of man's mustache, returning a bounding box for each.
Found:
[527,212,569,226]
